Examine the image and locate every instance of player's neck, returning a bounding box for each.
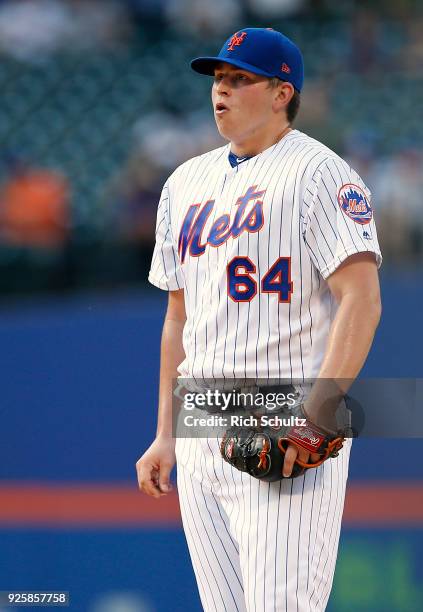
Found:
[230,124,292,158]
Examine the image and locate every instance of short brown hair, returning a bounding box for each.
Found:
[268,77,301,124]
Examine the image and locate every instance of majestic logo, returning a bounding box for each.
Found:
[178,185,265,264]
[337,183,373,225]
[281,63,291,74]
[227,31,247,51]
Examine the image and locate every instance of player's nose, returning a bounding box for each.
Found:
[215,76,231,95]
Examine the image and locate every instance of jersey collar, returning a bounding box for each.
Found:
[228,151,252,168]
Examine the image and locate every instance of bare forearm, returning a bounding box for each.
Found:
[156,316,186,437]
[319,292,381,382]
[136,292,185,498]
[306,292,381,424]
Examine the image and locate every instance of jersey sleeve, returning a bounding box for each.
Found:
[301,157,382,279]
[148,181,184,291]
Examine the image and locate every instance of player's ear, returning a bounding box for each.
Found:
[273,81,295,113]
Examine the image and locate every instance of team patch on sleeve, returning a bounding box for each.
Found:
[337,183,373,225]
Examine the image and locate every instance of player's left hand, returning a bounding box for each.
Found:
[282,443,321,478]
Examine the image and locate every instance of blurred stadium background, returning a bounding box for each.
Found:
[0,0,422,610]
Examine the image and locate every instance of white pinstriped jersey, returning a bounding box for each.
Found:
[149,129,382,381]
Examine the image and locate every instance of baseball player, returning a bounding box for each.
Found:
[136,28,382,611]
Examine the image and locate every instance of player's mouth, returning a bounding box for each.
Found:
[215,102,229,115]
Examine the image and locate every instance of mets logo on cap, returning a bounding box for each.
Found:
[227,31,247,51]
[337,183,373,225]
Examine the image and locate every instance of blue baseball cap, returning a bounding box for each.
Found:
[191,27,304,92]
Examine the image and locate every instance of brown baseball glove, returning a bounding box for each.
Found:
[220,404,346,481]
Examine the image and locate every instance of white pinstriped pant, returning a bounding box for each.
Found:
[175,435,352,612]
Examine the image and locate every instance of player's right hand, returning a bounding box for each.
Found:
[136,435,176,499]
[282,442,321,478]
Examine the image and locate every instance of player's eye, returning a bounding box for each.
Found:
[213,73,249,86]
[231,74,250,86]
